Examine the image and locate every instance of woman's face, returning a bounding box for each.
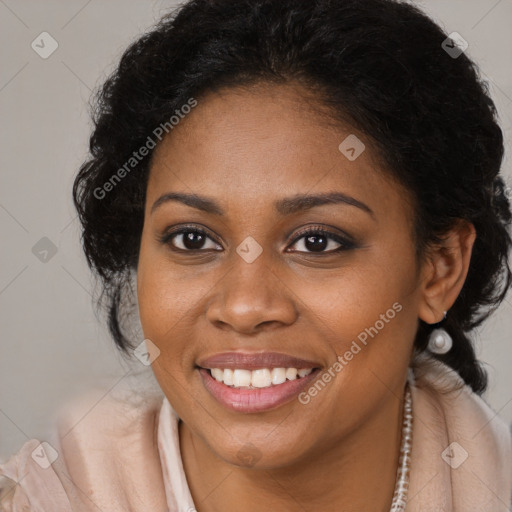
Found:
[137,82,423,468]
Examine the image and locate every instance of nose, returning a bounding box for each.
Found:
[206,258,298,335]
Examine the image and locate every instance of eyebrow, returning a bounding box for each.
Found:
[150,191,374,218]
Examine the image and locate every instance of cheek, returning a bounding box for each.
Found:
[137,241,181,356]
[295,239,418,377]
[136,242,216,377]
[137,236,192,332]
[304,249,415,326]
[289,260,417,437]
[136,250,193,408]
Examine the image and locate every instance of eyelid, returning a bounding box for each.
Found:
[287,225,355,252]
[290,224,354,242]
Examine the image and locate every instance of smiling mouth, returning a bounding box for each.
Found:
[205,367,317,389]
[197,365,322,413]
[196,351,323,412]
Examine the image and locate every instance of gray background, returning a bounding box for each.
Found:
[1,0,511,459]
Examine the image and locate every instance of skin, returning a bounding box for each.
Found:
[136,81,476,512]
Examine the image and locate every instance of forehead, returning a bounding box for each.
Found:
[147,82,411,219]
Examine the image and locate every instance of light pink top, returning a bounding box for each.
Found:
[1,355,511,511]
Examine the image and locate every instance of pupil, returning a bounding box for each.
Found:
[184,231,205,250]
[305,234,327,251]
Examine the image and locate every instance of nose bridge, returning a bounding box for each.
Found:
[206,247,297,332]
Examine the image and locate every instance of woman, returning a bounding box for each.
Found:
[1,0,511,510]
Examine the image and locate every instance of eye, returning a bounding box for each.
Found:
[160,226,222,252]
[287,227,354,254]
[159,225,355,254]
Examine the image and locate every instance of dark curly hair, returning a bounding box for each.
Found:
[73,0,511,394]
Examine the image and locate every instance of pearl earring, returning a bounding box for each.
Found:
[427,311,453,354]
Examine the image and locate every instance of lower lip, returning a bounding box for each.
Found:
[198,368,321,413]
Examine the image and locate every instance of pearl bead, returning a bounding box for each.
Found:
[428,328,453,354]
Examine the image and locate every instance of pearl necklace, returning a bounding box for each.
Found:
[389,381,413,512]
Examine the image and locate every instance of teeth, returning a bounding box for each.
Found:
[271,368,286,385]
[233,369,252,387]
[209,367,314,388]
[286,368,297,381]
[223,368,234,386]
[211,368,224,382]
[251,369,271,388]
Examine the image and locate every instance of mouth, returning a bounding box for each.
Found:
[205,366,316,388]
[197,352,322,413]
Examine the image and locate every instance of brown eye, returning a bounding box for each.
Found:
[174,231,209,250]
[288,228,354,254]
[160,227,222,252]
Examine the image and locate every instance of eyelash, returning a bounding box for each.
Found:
[158,224,355,255]
[291,226,355,253]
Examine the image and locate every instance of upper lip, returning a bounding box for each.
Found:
[197,352,321,370]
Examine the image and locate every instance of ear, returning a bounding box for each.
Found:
[418,220,476,325]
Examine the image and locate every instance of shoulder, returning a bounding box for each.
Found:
[408,352,512,511]
[411,352,511,449]
[0,438,72,511]
[0,371,169,511]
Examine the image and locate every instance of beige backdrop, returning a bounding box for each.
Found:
[1,0,511,459]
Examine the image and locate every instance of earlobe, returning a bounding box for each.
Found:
[418,220,476,325]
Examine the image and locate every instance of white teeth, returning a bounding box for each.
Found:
[223,368,234,386]
[251,369,271,388]
[233,369,252,387]
[271,368,286,385]
[209,367,315,388]
[211,368,224,382]
[285,368,297,381]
